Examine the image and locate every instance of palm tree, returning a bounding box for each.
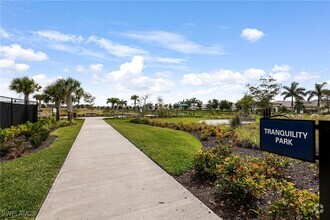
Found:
[117,99,127,109]
[43,80,65,121]
[307,82,327,112]
[106,97,119,110]
[33,93,45,109]
[130,95,139,108]
[9,76,41,105]
[281,82,306,112]
[189,97,199,110]
[61,78,84,124]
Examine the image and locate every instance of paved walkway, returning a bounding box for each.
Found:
[36,118,221,220]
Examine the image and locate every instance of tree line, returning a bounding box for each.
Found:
[9,76,90,124]
[8,76,329,119]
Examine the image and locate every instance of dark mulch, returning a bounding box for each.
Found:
[174,134,319,220]
[0,135,57,163]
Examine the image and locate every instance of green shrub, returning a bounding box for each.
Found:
[129,117,150,124]
[264,153,291,178]
[0,143,11,156]
[216,154,267,203]
[28,128,50,148]
[194,145,232,179]
[266,180,319,219]
[200,129,211,141]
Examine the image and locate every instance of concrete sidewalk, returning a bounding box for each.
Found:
[36,117,221,220]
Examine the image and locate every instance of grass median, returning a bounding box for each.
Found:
[0,119,84,220]
[105,119,201,175]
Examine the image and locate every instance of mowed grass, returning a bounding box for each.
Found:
[105,119,202,175]
[0,120,84,220]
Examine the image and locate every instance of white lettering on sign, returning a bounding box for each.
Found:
[264,128,308,139]
[275,137,293,145]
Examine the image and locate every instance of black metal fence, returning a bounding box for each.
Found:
[0,96,38,129]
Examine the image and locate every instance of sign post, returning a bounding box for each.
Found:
[319,120,330,219]
[260,109,330,219]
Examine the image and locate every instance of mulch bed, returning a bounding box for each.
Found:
[0,135,57,163]
[174,134,319,220]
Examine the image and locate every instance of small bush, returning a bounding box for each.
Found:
[266,180,319,219]
[264,153,291,178]
[200,129,211,141]
[28,128,50,148]
[216,154,267,203]
[0,143,11,156]
[230,113,242,128]
[194,145,232,179]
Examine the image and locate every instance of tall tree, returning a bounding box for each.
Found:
[323,89,330,113]
[33,93,45,109]
[281,81,306,112]
[83,92,96,113]
[43,79,65,121]
[106,97,119,110]
[236,94,255,116]
[61,77,84,124]
[247,76,281,111]
[307,82,327,112]
[219,100,233,111]
[9,76,41,105]
[118,99,127,109]
[189,97,200,110]
[206,98,219,110]
[130,95,139,108]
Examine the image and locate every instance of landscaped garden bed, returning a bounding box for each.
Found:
[0,118,73,162]
[127,116,320,219]
[0,119,84,219]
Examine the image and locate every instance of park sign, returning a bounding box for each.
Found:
[260,119,315,162]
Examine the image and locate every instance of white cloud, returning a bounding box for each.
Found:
[107,56,144,81]
[293,71,320,81]
[270,64,291,82]
[270,72,291,82]
[0,44,48,61]
[122,31,224,55]
[241,28,265,42]
[87,35,148,57]
[32,74,63,91]
[272,64,291,72]
[32,30,84,43]
[89,64,103,74]
[150,78,175,93]
[147,56,186,64]
[243,68,266,80]
[76,63,104,74]
[49,44,107,59]
[76,65,87,73]
[1,27,11,38]
[154,71,173,78]
[181,69,243,86]
[0,59,29,72]
[103,56,174,93]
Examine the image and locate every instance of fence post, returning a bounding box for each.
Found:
[11,98,13,126]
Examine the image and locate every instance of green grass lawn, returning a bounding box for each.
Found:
[105,119,202,175]
[0,120,84,220]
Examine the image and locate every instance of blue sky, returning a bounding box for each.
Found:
[1,1,329,106]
